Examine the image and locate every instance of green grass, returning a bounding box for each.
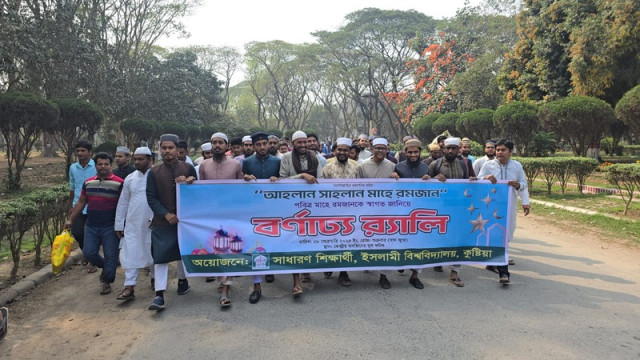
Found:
[532,203,640,247]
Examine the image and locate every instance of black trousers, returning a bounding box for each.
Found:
[71,213,88,250]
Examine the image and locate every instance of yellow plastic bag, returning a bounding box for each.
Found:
[51,230,75,274]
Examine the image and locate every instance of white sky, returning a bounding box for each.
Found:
[159,0,480,50]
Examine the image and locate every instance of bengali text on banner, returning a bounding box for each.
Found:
[176,179,512,277]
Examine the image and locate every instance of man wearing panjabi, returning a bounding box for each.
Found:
[114,147,155,301]
[146,134,197,311]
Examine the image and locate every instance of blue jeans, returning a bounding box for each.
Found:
[83,224,120,284]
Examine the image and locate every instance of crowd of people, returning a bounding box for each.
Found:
[63,130,530,311]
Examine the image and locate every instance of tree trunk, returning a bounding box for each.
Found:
[41,133,57,157]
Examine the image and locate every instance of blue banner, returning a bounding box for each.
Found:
[177,179,512,276]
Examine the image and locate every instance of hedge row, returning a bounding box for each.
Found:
[0,184,69,280]
[605,164,640,215]
[518,157,599,194]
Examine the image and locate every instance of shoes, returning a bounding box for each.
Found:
[433,266,443,272]
[205,277,216,283]
[379,275,391,289]
[148,296,165,311]
[265,275,275,283]
[116,286,135,301]
[499,274,510,284]
[397,270,405,274]
[249,290,261,304]
[100,282,112,295]
[323,272,333,279]
[338,272,351,287]
[177,279,190,295]
[409,277,424,289]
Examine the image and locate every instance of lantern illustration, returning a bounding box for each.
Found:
[212,227,230,254]
[230,233,244,254]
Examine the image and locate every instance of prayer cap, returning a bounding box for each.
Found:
[201,143,212,151]
[428,143,441,151]
[251,132,270,143]
[116,146,130,155]
[159,134,179,145]
[336,137,352,147]
[292,131,307,142]
[403,139,422,151]
[211,132,228,143]
[461,137,471,144]
[358,134,368,140]
[402,135,413,143]
[444,137,461,147]
[134,147,152,156]
[242,135,252,144]
[372,137,388,147]
[268,134,279,140]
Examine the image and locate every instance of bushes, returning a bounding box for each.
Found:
[605,164,640,215]
[519,157,599,194]
[0,185,69,280]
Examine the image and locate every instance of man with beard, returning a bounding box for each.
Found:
[279,130,324,295]
[457,138,476,178]
[177,140,194,166]
[65,153,124,296]
[357,134,372,161]
[357,137,396,289]
[234,135,254,167]
[423,143,442,166]
[114,147,155,301]
[229,137,244,158]
[68,140,96,270]
[428,137,475,287]
[390,139,430,289]
[198,133,242,307]
[194,142,213,180]
[473,140,496,175]
[321,137,359,286]
[113,146,136,180]
[267,135,280,156]
[242,132,281,304]
[146,134,197,311]
[460,138,476,164]
[478,139,529,284]
[306,132,328,167]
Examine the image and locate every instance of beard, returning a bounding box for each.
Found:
[213,152,226,161]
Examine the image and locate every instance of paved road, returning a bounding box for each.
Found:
[1,214,639,359]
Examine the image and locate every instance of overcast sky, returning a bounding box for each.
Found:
[159,0,480,50]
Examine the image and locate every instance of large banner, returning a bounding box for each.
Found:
[177,179,512,276]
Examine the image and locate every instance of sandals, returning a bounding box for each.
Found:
[338,272,352,287]
[433,266,443,272]
[301,273,311,283]
[485,265,500,274]
[449,276,465,287]
[116,286,135,301]
[0,307,8,341]
[100,282,112,295]
[87,265,98,274]
[508,259,515,266]
[292,284,303,296]
[219,293,231,307]
[323,272,333,279]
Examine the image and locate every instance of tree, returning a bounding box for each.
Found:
[52,98,104,176]
[431,113,460,136]
[160,122,187,141]
[413,113,440,143]
[0,92,59,190]
[615,84,640,136]
[120,118,158,150]
[459,108,496,142]
[539,96,615,157]
[188,45,241,113]
[493,101,539,155]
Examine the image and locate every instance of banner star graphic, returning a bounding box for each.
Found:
[481,194,493,207]
[470,213,489,233]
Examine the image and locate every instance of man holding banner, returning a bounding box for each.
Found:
[146,134,197,311]
[321,137,359,286]
[357,137,396,289]
[242,131,282,304]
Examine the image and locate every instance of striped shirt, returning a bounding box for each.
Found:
[81,173,124,227]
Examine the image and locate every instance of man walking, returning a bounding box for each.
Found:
[68,140,96,270]
[66,152,124,295]
[114,147,155,301]
[113,146,136,179]
[473,140,496,175]
[146,134,197,311]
